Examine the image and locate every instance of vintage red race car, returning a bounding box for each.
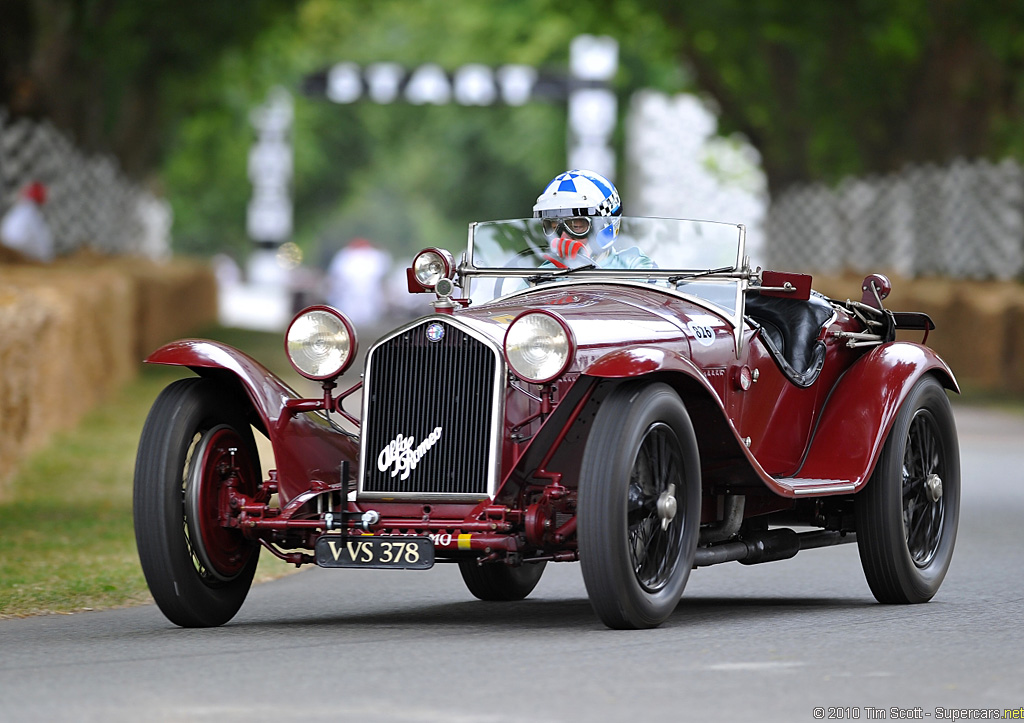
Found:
[134,216,960,629]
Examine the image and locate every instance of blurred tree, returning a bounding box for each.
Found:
[614,0,1024,193]
[0,0,301,179]
[2,0,684,258]
[166,0,684,259]
[7,0,1024,255]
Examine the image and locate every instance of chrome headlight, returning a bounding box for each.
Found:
[285,306,357,380]
[504,310,575,384]
[412,248,454,289]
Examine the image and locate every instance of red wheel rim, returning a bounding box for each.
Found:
[185,425,258,581]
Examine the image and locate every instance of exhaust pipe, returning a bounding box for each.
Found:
[694,529,855,567]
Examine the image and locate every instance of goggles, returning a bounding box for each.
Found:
[541,216,592,239]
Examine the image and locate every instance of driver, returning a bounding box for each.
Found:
[533,169,655,269]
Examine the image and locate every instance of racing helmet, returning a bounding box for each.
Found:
[533,169,621,252]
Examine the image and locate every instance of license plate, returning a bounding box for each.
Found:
[315,535,434,570]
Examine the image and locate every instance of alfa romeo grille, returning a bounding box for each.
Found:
[359,318,500,498]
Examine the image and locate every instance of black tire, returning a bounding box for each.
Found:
[856,375,960,604]
[458,560,547,601]
[577,382,701,629]
[133,377,261,627]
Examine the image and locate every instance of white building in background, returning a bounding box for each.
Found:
[625,90,768,266]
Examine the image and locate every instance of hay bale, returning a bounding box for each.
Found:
[0,253,217,498]
[0,286,51,490]
[0,265,135,464]
[1007,301,1024,394]
[121,259,218,360]
[810,273,1024,391]
[64,253,218,359]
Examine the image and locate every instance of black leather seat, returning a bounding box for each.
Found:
[745,291,834,388]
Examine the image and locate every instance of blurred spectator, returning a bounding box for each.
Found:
[1,181,54,262]
[211,253,242,287]
[386,257,426,321]
[326,238,392,326]
[288,264,325,314]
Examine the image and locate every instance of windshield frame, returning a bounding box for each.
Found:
[465,216,747,273]
[458,216,754,355]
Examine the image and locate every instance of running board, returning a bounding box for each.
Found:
[773,477,857,496]
[694,529,856,568]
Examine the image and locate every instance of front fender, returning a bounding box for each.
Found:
[793,342,958,490]
[146,340,359,504]
[585,345,702,381]
[583,345,729,435]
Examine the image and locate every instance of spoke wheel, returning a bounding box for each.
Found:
[134,378,261,627]
[903,412,945,567]
[856,376,960,603]
[628,425,685,592]
[458,560,547,601]
[578,383,700,629]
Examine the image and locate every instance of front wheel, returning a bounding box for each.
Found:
[577,382,701,629]
[133,378,261,627]
[856,375,960,603]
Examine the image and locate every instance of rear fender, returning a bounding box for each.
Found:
[794,342,958,490]
[146,340,359,504]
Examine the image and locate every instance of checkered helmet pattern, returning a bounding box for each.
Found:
[533,169,621,217]
[533,169,621,249]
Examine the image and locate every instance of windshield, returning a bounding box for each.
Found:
[464,217,746,312]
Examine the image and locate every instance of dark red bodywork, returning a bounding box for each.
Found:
[146,276,956,565]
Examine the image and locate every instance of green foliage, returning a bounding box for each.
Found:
[2,0,302,176]
[619,0,1024,190]
[161,0,687,261]
[162,102,254,257]
[26,0,1024,254]
[10,0,1024,255]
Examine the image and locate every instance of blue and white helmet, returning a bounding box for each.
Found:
[533,169,621,250]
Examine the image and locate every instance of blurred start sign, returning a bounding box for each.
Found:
[301,35,620,181]
[247,89,293,243]
[321,62,538,106]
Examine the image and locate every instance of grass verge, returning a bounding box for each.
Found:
[0,327,303,618]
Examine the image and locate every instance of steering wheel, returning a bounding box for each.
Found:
[495,247,545,297]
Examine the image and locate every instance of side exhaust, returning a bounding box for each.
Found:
[694,529,856,567]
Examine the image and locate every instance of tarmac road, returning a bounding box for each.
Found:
[0,404,1021,723]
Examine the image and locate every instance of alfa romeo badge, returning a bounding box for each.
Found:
[425,322,445,343]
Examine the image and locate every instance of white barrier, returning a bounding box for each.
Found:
[0,107,171,259]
